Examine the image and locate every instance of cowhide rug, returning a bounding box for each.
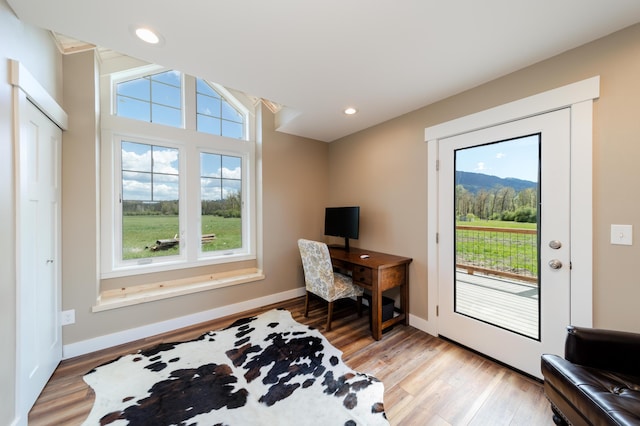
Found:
[82,308,389,425]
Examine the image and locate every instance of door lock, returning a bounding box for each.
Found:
[549,240,562,249]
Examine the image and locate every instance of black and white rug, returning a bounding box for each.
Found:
[82,308,389,425]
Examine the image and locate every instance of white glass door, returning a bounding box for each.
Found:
[437,109,570,378]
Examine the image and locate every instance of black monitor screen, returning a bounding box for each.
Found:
[324,206,359,239]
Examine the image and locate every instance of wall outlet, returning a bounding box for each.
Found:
[61,309,76,326]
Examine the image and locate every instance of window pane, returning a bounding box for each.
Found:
[196,78,220,98]
[221,156,241,179]
[153,174,179,201]
[117,97,151,122]
[152,146,179,174]
[151,70,181,87]
[152,104,182,127]
[197,93,221,117]
[200,152,242,253]
[197,115,221,135]
[196,78,246,140]
[222,179,241,197]
[121,141,180,261]
[222,120,243,139]
[115,70,183,128]
[122,141,151,172]
[117,79,150,101]
[152,81,181,108]
[122,171,151,200]
[201,153,221,177]
[201,177,222,200]
[122,215,180,260]
[221,100,242,122]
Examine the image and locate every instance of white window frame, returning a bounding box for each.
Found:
[100,63,257,279]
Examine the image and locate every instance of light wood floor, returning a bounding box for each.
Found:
[29,296,554,425]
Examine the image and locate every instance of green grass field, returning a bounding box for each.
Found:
[122,215,241,260]
[456,220,538,276]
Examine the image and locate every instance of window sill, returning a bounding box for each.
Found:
[92,267,265,312]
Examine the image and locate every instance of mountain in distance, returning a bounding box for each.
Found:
[455,170,536,194]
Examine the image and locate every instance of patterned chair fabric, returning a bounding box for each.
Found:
[297,239,363,330]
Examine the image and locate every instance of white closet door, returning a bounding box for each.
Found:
[16,98,62,419]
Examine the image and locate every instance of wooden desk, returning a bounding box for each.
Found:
[329,246,412,340]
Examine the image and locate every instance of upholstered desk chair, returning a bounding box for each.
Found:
[297,239,364,331]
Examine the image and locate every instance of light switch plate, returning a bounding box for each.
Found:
[611,224,633,245]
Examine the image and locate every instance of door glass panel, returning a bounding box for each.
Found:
[454,134,541,339]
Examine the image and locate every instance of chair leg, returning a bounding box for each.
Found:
[357,296,363,317]
[304,291,310,318]
[326,301,334,331]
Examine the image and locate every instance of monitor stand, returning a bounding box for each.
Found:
[328,238,351,251]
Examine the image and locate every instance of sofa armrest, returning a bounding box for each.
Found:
[565,326,640,376]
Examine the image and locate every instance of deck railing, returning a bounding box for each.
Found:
[456,225,538,284]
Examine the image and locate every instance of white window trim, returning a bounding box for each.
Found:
[99,63,258,279]
[422,76,599,335]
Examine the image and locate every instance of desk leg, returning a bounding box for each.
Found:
[371,276,382,341]
[371,295,382,341]
[401,264,410,326]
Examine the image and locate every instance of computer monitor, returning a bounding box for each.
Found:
[324,206,359,251]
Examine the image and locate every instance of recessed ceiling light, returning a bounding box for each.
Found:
[344,107,358,115]
[135,27,161,44]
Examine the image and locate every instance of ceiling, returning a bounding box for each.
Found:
[8,1,640,142]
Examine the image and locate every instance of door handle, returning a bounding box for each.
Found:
[548,259,562,269]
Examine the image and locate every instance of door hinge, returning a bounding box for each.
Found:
[436,305,439,316]
[436,159,440,171]
[436,232,439,243]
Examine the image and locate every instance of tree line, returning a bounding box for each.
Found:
[456,185,537,223]
[123,192,241,218]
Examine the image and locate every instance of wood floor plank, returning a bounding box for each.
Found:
[29,296,554,425]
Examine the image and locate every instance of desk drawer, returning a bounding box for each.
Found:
[353,267,372,285]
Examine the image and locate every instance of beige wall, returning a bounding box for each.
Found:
[0,0,63,422]
[6,4,640,421]
[60,51,329,345]
[330,23,640,333]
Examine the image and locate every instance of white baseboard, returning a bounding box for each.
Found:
[63,287,306,359]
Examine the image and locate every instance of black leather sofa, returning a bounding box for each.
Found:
[541,326,640,425]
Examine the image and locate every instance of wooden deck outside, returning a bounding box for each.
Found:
[455,271,539,339]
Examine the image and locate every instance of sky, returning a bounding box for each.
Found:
[455,134,539,182]
[121,142,241,201]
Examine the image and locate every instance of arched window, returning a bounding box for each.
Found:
[100,64,256,280]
